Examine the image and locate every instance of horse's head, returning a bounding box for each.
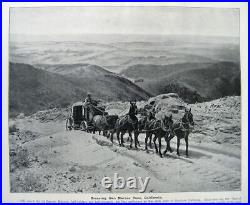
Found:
[130,100,138,114]
[130,100,137,105]
[183,108,194,126]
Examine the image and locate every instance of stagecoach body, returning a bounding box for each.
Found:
[72,102,85,128]
[66,102,86,130]
[66,101,106,131]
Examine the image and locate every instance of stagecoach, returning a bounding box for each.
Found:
[66,101,106,131]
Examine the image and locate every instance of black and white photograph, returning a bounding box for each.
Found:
[2,2,248,203]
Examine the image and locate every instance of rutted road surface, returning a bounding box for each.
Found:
[10,129,240,193]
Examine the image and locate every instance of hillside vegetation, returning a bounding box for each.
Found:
[9,63,150,116]
[121,62,240,103]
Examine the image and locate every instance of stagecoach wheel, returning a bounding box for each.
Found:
[66,119,68,130]
[80,121,88,131]
[66,118,72,131]
[66,118,70,130]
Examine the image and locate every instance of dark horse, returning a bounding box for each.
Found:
[113,115,140,148]
[138,111,156,148]
[165,108,194,156]
[113,102,139,149]
[144,115,173,158]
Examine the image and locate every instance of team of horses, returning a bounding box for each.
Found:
[89,103,194,158]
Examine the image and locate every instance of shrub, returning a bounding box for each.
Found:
[9,146,30,172]
[10,172,46,192]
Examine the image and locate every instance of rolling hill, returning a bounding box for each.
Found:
[121,62,241,103]
[35,63,112,78]
[10,34,240,73]
[9,63,151,116]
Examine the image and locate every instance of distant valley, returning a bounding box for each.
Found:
[9,34,241,115]
[10,34,240,73]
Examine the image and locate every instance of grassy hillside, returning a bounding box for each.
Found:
[9,63,151,116]
[35,63,112,78]
[121,62,240,103]
[34,63,151,101]
[121,62,213,79]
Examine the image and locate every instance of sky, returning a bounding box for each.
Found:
[10,6,240,37]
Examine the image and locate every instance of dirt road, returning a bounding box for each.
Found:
[10,127,241,193]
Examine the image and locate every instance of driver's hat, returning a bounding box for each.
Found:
[131,99,137,104]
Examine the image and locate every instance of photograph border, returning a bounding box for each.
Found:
[2,2,248,203]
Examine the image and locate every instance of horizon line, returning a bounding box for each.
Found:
[10,33,239,38]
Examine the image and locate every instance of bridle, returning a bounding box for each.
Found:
[169,111,194,135]
[182,112,194,131]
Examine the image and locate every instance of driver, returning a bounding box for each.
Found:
[85,93,93,105]
[84,93,93,122]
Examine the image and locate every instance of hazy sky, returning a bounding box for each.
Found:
[10,6,240,37]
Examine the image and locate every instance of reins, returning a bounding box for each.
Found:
[91,104,106,116]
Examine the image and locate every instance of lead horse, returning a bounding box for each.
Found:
[165,108,194,156]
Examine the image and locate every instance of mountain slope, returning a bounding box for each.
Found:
[9,63,151,116]
[34,63,152,101]
[35,63,112,78]
[121,62,240,103]
[121,62,214,79]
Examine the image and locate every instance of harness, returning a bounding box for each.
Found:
[109,114,139,132]
[171,114,194,135]
[145,119,155,130]
[91,104,106,116]
[102,116,109,127]
[141,119,169,133]
[128,116,138,124]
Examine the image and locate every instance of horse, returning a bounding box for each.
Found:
[165,108,194,157]
[104,115,118,138]
[138,111,156,148]
[138,116,152,145]
[113,114,140,149]
[92,115,107,135]
[92,115,118,136]
[143,115,173,158]
[111,101,140,149]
